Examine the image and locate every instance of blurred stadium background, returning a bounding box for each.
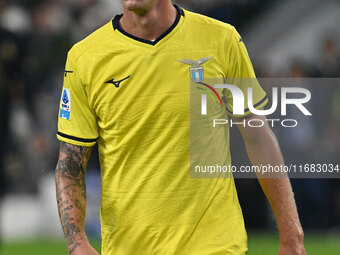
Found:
[0,0,339,254]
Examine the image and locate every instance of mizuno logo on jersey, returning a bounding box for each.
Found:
[105,75,131,88]
[64,70,73,77]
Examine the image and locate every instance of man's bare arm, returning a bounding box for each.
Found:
[55,142,99,255]
[236,114,306,255]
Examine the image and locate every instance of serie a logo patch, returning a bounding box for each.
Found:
[60,88,71,120]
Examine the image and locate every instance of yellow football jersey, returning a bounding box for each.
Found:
[57,5,267,255]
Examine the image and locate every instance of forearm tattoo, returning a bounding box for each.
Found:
[55,142,92,254]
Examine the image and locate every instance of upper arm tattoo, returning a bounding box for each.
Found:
[55,142,92,254]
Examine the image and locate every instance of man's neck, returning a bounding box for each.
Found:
[120,2,177,41]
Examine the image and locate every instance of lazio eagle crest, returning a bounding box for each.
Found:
[177,57,213,83]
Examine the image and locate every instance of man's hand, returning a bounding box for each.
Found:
[71,242,100,255]
[278,218,306,255]
[278,241,306,255]
[55,142,93,255]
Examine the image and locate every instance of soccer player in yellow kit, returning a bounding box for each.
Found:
[55,1,306,254]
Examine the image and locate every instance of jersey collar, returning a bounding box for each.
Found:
[112,5,184,46]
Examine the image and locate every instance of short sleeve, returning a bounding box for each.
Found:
[223,26,267,117]
[57,53,99,147]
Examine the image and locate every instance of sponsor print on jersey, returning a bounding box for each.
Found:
[60,88,71,120]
